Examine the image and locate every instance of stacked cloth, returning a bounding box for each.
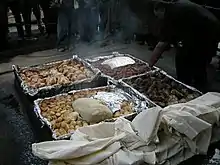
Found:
[32,92,220,165]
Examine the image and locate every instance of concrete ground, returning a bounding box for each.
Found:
[0,40,220,165]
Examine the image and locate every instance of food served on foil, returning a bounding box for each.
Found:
[38,87,135,138]
[124,72,201,107]
[19,60,93,88]
[90,56,152,80]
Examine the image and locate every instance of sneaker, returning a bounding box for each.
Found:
[57,47,66,52]
[57,46,69,52]
[39,25,45,35]
[25,36,38,41]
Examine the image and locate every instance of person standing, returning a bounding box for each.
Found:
[8,0,25,40]
[0,0,8,51]
[20,0,45,38]
[56,0,78,52]
[39,0,57,37]
[78,0,99,42]
[148,0,220,91]
[32,0,45,35]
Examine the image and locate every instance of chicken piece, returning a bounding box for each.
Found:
[66,73,76,81]
[168,95,178,103]
[171,89,184,99]
[25,71,35,77]
[134,78,143,85]
[186,94,196,101]
[147,81,157,94]
[57,76,70,84]
[63,68,70,75]
[77,74,87,80]
[39,70,49,77]
[46,76,57,85]
[30,75,40,83]
[178,98,187,103]
[49,68,59,75]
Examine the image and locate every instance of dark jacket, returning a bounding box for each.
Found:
[158,0,220,44]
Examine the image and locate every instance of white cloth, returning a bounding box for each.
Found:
[32,92,220,165]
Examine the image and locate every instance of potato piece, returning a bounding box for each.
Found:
[120,108,125,114]
[123,111,131,115]
[55,129,61,137]
[76,120,83,127]
[56,113,61,117]
[57,117,63,122]
[50,111,55,115]
[75,125,80,130]
[59,128,67,135]
[114,111,121,118]
[61,122,69,132]
[50,120,56,126]
[70,121,77,127]
[55,122,61,129]
[82,121,89,127]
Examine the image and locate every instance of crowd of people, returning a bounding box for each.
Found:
[0,0,139,52]
[0,0,220,91]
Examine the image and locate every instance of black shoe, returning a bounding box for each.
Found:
[57,46,69,52]
[57,47,66,52]
[25,36,38,41]
[39,26,45,35]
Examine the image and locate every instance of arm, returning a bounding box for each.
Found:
[149,41,168,67]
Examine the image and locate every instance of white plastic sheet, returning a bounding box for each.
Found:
[32,92,220,165]
[101,57,135,69]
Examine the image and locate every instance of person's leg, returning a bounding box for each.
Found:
[39,0,55,36]
[21,0,32,37]
[78,8,87,42]
[9,1,24,39]
[32,2,45,34]
[193,60,207,91]
[57,8,68,50]
[175,46,193,85]
[0,2,8,51]
[193,41,217,91]
[66,8,74,49]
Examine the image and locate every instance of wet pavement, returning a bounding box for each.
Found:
[0,89,47,165]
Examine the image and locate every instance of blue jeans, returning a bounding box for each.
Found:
[57,7,75,48]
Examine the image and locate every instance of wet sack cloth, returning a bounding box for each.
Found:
[32,92,220,165]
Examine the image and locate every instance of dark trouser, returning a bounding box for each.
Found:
[32,3,42,26]
[21,0,32,36]
[175,40,217,91]
[57,7,74,48]
[39,0,57,34]
[81,8,98,42]
[0,2,8,50]
[99,3,108,33]
[8,1,24,38]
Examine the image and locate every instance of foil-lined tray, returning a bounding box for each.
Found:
[34,83,156,140]
[85,52,159,81]
[12,55,103,98]
[122,70,202,108]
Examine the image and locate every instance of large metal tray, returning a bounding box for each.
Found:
[34,83,156,140]
[12,56,106,99]
[122,70,202,108]
[85,52,159,81]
